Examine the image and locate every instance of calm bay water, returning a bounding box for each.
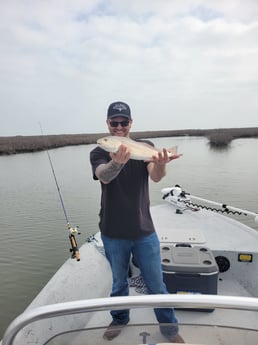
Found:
[1,137,258,337]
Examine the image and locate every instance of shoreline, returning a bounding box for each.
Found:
[1,127,258,156]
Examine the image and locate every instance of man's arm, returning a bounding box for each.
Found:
[148,148,182,182]
[95,144,131,184]
[95,160,124,184]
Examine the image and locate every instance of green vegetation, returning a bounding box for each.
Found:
[0,127,258,155]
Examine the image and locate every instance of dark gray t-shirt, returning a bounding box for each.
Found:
[90,141,155,239]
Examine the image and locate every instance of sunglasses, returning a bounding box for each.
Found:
[109,120,130,128]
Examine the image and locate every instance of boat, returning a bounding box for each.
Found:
[1,185,258,345]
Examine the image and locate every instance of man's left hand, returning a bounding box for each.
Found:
[151,148,182,165]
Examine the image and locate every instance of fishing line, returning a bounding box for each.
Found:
[39,123,80,261]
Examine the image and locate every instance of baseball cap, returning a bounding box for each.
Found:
[107,101,131,120]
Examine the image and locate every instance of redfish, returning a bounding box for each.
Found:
[97,136,178,161]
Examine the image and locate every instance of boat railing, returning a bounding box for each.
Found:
[2,294,258,345]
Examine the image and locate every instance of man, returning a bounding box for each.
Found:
[90,101,184,343]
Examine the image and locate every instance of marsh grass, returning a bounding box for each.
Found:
[1,127,258,155]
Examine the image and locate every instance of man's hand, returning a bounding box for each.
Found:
[95,144,130,184]
[148,148,182,183]
[110,144,131,164]
[151,148,182,165]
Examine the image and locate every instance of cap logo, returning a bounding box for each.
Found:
[113,103,127,112]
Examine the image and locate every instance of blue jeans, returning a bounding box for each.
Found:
[101,232,179,338]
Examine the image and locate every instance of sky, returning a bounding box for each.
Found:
[0,0,258,136]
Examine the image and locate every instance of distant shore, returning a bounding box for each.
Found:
[1,127,258,155]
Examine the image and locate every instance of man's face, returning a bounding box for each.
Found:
[106,116,132,137]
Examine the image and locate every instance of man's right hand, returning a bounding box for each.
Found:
[110,144,131,164]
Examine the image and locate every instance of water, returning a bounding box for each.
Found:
[1,137,258,338]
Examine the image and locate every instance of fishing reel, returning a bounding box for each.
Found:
[69,225,81,235]
[68,224,81,261]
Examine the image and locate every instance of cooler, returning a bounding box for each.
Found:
[161,245,218,310]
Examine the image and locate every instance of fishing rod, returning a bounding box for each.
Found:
[39,124,80,261]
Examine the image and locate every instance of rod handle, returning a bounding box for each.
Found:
[70,234,80,261]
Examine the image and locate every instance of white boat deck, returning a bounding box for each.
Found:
[64,203,258,345]
[2,202,258,345]
[75,280,257,344]
[45,283,258,345]
[152,204,258,252]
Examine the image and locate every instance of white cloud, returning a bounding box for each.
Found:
[0,0,258,135]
